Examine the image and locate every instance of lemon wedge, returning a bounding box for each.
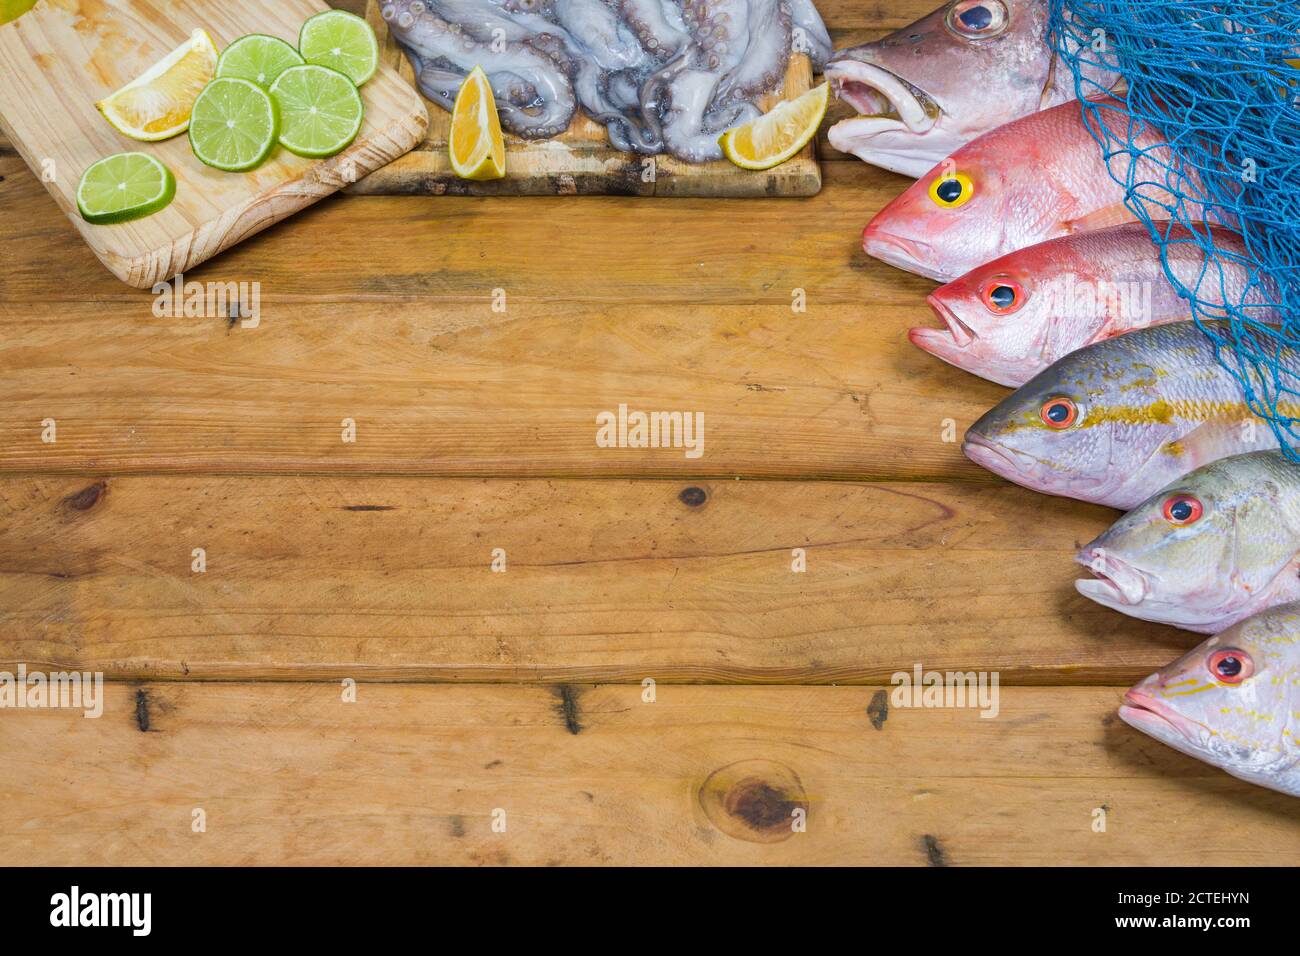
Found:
[96,29,219,142]
[449,66,506,181]
[720,81,828,171]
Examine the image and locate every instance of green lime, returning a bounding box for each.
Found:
[297,9,378,86]
[216,34,305,89]
[188,76,280,171]
[76,152,176,224]
[270,64,364,158]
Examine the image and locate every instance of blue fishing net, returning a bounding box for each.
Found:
[1048,0,1300,458]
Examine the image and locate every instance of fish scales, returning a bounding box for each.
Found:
[963,321,1287,509]
[913,223,1277,387]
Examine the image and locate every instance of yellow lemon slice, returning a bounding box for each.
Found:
[449,66,506,181]
[96,29,219,142]
[720,82,828,171]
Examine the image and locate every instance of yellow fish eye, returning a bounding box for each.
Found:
[929,172,974,208]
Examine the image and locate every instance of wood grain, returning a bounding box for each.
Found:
[0,474,1191,682]
[0,296,1002,479]
[0,146,916,305]
[0,0,428,288]
[3,682,1295,866]
[351,1,820,197]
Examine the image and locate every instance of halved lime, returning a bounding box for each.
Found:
[216,34,305,89]
[297,9,378,86]
[270,64,364,158]
[76,152,176,224]
[188,76,280,171]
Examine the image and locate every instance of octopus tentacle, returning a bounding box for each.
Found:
[618,0,690,58]
[383,0,577,137]
[784,0,830,70]
[711,0,788,106]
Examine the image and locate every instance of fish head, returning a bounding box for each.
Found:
[827,0,1055,178]
[962,345,1173,504]
[1076,453,1300,632]
[861,128,1028,282]
[916,259,1045,386]
[911,236,1111,386]
[1120,607,1300,791]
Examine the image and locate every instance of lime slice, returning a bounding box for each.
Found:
[270,64,364,158]
[216,34,305,89]
[297,9,378,87]
[188,76,280,171]
[76,152,176,224]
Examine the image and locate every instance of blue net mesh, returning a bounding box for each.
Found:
[1048,0,1300,458]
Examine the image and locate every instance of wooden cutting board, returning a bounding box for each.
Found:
[0,0,428,288]
[349,0,821,198]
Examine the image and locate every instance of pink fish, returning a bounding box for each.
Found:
[911,222,1276,386]
[862,98,1215,282]
[826,0,1118,177]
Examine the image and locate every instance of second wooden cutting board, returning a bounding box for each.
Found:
[349,0,822,198]
[0,0,428,289]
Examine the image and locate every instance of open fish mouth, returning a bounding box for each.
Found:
[1075,548,1150,606]
[825,58,939,135]
[911,294,977,352]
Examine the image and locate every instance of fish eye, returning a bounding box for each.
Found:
[928,172,974,209]
[945,1,1010,40]
[1207,648,1254,684]
[1039,397,1077,429]
[1162,494,1203,525]
[981,277,1023,314]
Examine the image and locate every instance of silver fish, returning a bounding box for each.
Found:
[1121,602,1300,797]
[963,321,1285,509]
[1077,451,1300,633]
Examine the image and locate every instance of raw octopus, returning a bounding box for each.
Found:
[379,0,831,162]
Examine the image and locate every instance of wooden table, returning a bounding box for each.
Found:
[1,0,1295,865]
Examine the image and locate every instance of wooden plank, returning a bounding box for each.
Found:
[0,475,1191,682]
[351,0,819,198]
[0,295,1001,479]
[0,0,428,289]
[0,152,917,305]
[2,682,1294,865]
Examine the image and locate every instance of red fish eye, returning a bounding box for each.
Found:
[1039,397,1077,428]
[1207,648,1254,684]
[981,278,1023,314]
[1162,494,1203,525]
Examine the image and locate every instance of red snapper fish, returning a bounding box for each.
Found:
[826,0,1118,177]
[913,223,1277,386]
[862,98,1217,283]
[1121,602,1300,797]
